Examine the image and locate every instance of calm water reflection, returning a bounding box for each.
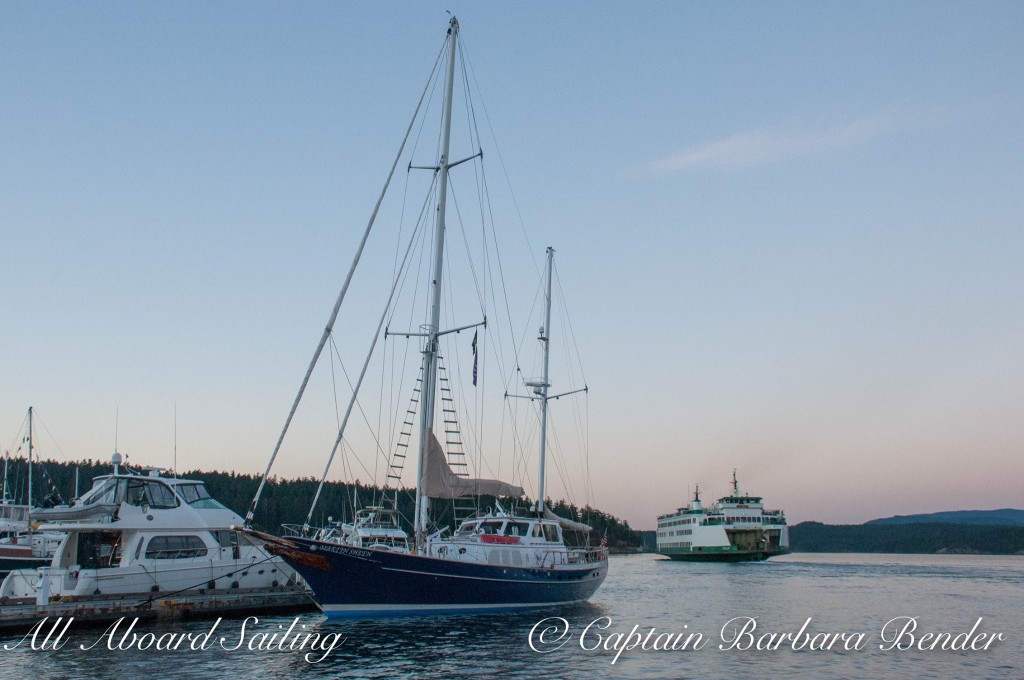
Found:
[2,553,1020,678]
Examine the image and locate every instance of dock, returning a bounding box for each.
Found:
[0,585,317,633]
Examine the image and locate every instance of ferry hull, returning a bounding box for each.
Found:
[270,537,607,618]
[658,547,790,562]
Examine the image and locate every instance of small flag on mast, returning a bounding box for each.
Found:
[472,330,478,386]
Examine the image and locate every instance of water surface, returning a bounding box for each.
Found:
[2,553,1020,678]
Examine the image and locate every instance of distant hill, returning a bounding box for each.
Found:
[790,521,1024,555]
[866,509,1024,526]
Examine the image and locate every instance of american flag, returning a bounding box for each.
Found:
[471,330,478,386]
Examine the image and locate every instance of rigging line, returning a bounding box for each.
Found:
[475,311,486,480]
[511,277,545,389]
[459,39,485,166]
[464,64,489,479]
[246,33,447,526]
[554,264,589,386]
[387,173,440,328]
[552,270,593,508]
[32,412,69,462]
[133,551,286,609]
[551,278,586,463]
[565,338,589,506]
[377,184,436,497]
[475,166,521,392]
[303,206,427,530]
[384,196,433,488]
[310,337,386,514]
[327,336,359,510]
[546,410,578,507]
[329,334,342,433]
[584,391,593,507]
[378,176,432,499]
[459,35,542,281]
[460,41,534,392]
[384,183,435,457]
[438,258,487,479]
[446,177,487,314]
[413,179,440,330]
[4,412,28,465]
[456,39,491,315]
[375,318,388,500]
[489,214,548,397]
[407,43,446,182]
[456,43,489,264]
[503,396,537,498]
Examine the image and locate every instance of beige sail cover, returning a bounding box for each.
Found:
[420,433,524,499]
[544,506,593,533]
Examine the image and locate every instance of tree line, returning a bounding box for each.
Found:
[790,521,1024,554]
[4,457,642,548]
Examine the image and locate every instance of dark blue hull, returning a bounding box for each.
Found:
[270,537,607,618]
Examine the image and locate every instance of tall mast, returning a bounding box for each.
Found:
[2,449,9,506]
[537,247,555,513]
[413,16,459,549]
[27,407,33,531]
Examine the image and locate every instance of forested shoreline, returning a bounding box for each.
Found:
[790,521,1024,555]
[5,457,643,549]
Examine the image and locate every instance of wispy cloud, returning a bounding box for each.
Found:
[646,104,947,174]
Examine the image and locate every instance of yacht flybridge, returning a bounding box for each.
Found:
[1,454,303,601]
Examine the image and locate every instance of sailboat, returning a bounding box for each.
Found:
[0,408,60,575]
[244,17,608,617]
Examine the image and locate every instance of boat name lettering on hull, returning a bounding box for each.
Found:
[318,544,372,559]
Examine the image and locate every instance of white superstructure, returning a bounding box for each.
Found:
[656,470,789,561]
[1,456,303,601]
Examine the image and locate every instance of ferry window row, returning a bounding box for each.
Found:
[658,529,692,537]
[658,517,697,528]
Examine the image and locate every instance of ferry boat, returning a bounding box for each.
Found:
[656,470,790,561]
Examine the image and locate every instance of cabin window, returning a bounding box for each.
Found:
[506,522,530,537]
[211,530,241,558]
[543,524,559,542]
[479,521,503,535]
[84,479,117,506]
[145,535,209,559]
[179,483,228,509]
[125,480,179,509]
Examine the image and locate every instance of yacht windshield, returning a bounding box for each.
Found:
[177,483,227,509]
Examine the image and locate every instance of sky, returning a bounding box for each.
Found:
[2,2,1022,529]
